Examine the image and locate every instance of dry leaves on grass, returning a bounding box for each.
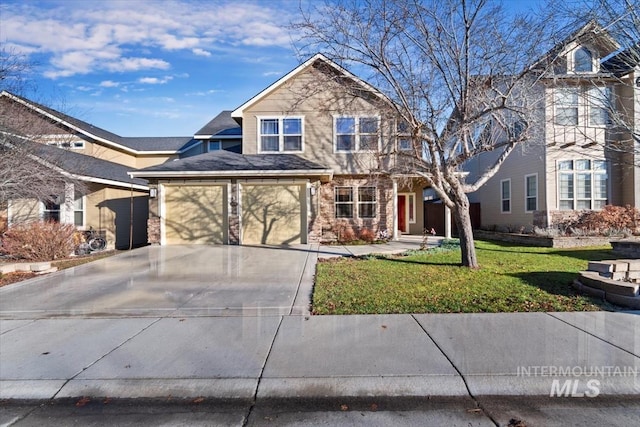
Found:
[0,272,36,287]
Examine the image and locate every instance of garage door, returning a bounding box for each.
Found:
[164,185,227,244]
[241,184,305,245]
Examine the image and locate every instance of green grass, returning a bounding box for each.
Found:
[313,240,616,314]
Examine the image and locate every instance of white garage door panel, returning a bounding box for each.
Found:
[164,185,227,244]
[242,184,304,245]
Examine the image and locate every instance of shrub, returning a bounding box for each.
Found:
[358,228,376,243]
[2,221,76,261]
[573,205,639,234]
[335,222,356,243]
[552,205,640,236]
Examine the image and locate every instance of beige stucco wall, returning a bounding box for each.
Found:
[242,64,396,175]
[135,154,177,168]
[7,184,148,249]
[84,184,149,249]
[8,198,41,224]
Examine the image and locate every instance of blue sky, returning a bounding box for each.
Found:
[1,0,544,137]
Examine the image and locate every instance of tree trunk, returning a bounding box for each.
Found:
[452,196,479,268]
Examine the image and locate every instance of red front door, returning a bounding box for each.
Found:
[398,195,407,233]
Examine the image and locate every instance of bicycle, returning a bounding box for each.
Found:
[84,228,106,252]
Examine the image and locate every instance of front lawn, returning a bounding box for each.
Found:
[313,240,616,314]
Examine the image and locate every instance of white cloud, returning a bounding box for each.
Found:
[262,71,283,77]
[138,76,174,84]
[76,86,92,91]
[100,80,120,87]
[1,1,295,79]
[107,57,170,73]
[192,48,212,57]
[187,89,225,96]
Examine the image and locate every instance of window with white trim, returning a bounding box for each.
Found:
[74,196,84,226]
[258,117,303,152]
[358,187,376,218]
[554,88,579,126]
[334,116,380,152]
[43,197,61,222]
[588,86,612,127]
[335,187,354,218]
[397,120,412,151]
[207,140,221,152]
[501,179,511,213]
[525,174,537,212]
[558,159,607,210]
[407,193,415,223]
[574,47,593,73]
[554,86,612,127]
[42,194,85,226]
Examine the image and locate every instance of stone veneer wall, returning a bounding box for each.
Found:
[228,182,240,245]
[147,217,160,244]
[611,240,640,258]
[474,230,614,248]
[314,176,394,242]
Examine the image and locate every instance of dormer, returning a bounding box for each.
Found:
[567,45,599,74]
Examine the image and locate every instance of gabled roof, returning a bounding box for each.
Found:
[532,20,620,73]
[231,53,391,119]
[0,91,195,154]
[194,110,242,139]
[1,128,148,190]
[129,150,333,180]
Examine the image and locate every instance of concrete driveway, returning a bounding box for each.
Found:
[0,244,317,319]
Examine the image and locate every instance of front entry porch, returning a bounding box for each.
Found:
[392,178,453,240]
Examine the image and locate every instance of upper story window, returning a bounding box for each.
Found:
[554,88,579,126]
[574,47,593,73]
[588,86,612,127]
[334,116,380,152]
[42,134,85,150]
[258,117,303,153]
[554,86,612,127]
[207,140,221,152]
[397,120,412,151]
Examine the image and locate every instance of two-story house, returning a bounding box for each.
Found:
[130,54,427,245]
[466,21,639,232]
[0,91,200,248]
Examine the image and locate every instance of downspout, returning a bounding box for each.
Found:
[129,183,134,250]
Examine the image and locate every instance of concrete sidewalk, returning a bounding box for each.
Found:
[0,240,639,402]
[2,312,638,401]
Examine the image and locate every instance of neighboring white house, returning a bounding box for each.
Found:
[466,21,639,231]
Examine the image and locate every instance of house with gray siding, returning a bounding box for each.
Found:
[466,21,639,232]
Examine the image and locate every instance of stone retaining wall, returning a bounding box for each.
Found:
[474,230,613,248]
[611,240,640,259]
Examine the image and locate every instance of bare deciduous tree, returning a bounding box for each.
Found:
[0,46,86,228]
[295,0,554,267]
